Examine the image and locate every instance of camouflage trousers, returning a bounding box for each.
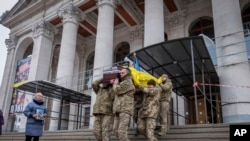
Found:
[137,117,157,141]
[133,107,141,124]
[113,112,131,141]
[93,114,113,141]
[159,101,170,134]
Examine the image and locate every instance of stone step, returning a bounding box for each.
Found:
[0,124,230,141]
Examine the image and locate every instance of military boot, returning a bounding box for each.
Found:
[157,126,167,136]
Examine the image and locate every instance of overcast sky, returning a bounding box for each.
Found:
[0,1,18,85]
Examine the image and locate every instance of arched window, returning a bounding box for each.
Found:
[114,42,130,63]
[242,3,250,58]
[23,43,33,58]
[86,52,95,71]
[84,52,94,90]
[189,17,214,39]
[189,17,216,65]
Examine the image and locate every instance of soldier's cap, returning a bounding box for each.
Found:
[161,74,168,78]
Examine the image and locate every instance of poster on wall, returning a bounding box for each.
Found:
[13,113,23,131]
[9,56,31,116]
[14,56,32,83]
[9,89,25,116]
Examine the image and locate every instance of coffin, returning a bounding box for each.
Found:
[103,66,121,85]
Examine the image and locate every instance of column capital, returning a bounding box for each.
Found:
[97,0,121,8]
[32,19,55,40]
[129,25,144,41]
[5,35,17,54]
[167,10,186,29]
[57,4,84,25]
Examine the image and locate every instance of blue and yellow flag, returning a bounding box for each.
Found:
[133,53,141,71]
[129,68,162,87]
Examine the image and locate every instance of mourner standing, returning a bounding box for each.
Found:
[111,68,135,141]
[23,92,47,141]
[92,78,115,141]
[158,74,173,136]
[137,79,161,141]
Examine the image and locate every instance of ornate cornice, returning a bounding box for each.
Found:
[57,4,83,25]
[97,0,121,8]
[167,10,186,28]
[5,35,17,54]
[129,25,144,41]
[32,19,55,40]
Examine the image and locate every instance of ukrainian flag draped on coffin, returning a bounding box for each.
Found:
[129,54,162,87]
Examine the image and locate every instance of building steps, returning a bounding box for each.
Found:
[0,123,229,141]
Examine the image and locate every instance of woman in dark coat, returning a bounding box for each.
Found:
[0,109,4,135]
[23,92,47,141]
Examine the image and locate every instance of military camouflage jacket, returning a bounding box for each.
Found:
[139,85,161,119]
[92,78,114,115]
[113,75,135,115]
[159,79,173,102]
[134,88,144,109]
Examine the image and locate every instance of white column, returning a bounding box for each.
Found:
[167,10,186,40]
[49,4,82,131]
[212,0,250,123]
[89,0,120,128]
[0,36,17,132]
[56,4,82,88]
[129,25,144,53]
[29,20,54,81]
[144,0,164,47]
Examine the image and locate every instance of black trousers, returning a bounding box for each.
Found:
[25,135,40,141]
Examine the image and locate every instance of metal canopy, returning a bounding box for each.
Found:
[16,80,91,104]
[127,36,219,97]
[16,80,91,130]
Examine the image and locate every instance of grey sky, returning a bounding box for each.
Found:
[0,0,18,85]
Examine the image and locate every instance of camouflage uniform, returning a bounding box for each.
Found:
[158,79,173,136]
[92,78,115,141]
[133,89,144,136]
[113,75,135,141]
[137,85,161,141]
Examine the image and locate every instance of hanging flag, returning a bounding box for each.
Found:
[133,53,141,71]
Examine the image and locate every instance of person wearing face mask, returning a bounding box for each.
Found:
[23,92,47,141]
[157,74,173,136]
[92,78,115,141]
[110,68,135,141]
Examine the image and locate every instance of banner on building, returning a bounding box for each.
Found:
[14,56,31,83]
[9,56,31,116]
[9,89,25,115]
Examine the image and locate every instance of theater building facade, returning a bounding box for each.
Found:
[1,0,250,132]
